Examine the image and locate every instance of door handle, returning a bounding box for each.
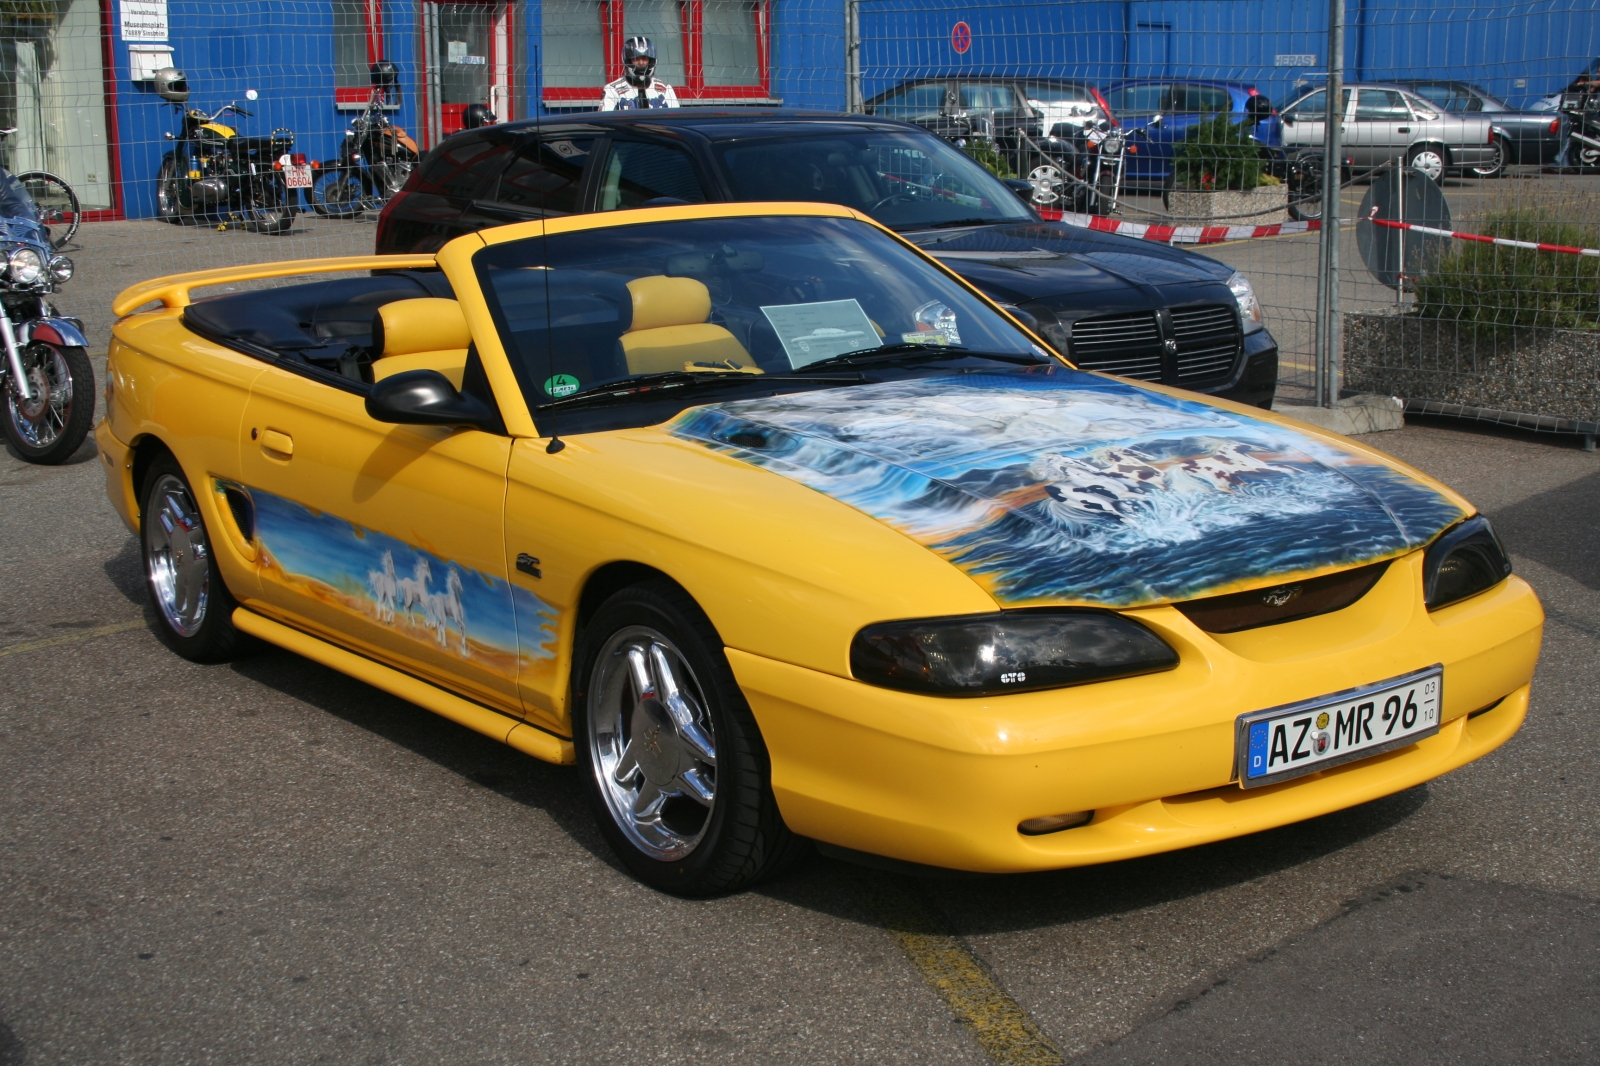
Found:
[259,428,294,459]
[1397,126,1411,134]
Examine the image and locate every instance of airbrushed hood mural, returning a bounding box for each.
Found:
[670,368,1466,608]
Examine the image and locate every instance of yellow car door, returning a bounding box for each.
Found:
[236,365,521,715]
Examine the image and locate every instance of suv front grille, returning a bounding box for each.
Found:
[1170,305,1241,381]
[1069,311,1163,380]
[1068,304,1241,386]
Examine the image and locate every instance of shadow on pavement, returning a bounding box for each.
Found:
[1489,467,1600,591]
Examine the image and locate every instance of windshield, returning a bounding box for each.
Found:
[709,131,1034,231]
[474,215,1039,423]
[0,170,37,222]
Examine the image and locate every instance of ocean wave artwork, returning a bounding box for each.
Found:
[669,368,1467,608]
[249,488,559,672]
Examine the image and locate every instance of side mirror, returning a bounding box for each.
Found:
[1148,113,1164,128]
[366,370,496,429]
[1001,178,1035,203]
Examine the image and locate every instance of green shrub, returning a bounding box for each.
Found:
[1171,114,1263,191]
[1413,209,1600,333]
[961,142,1015,179]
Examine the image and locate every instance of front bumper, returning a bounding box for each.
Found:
[95,418,139,535]
[730,555,1541,873]
[1197,327,1277,409]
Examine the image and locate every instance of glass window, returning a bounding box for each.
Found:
[1102,84,1165,115]
[0,0,112,209]
[1165,84,1232,114]
[474,215,1037,411]
[1021,82,1094,105]
[703,0,759,86]
[1281,88,1351,121]
[418,139,510,200]
[959,84,1018,111]
[711,130,1033,230]
[1356,89,1410,121]
[596,141,707,210]
[333,1,388,92]
[623,0,686,85]
[543,0,603,88]
[873,83,947,121]
[496,137,596,215]
[1409,84,1456,109]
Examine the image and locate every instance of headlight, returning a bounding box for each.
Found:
[1228,271,1264,334]
[1423,515,1512,611]
[8,247,43,285]
[48,254,73,283]
[850,610,1179,697]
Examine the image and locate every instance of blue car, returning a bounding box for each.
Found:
[1097,80,1282,188]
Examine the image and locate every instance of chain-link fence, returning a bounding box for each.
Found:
[3,0,1598,434]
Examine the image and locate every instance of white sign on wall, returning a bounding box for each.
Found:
[121,0,169,42]
[1274,54,1318,67]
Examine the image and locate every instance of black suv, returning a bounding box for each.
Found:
[376,111,1279,407]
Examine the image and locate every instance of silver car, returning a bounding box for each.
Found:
[1280,83,1497,180]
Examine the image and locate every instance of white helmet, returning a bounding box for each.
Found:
[153,67,189,103]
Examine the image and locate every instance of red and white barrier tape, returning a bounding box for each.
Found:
[1037,207,1322,244]
[1366,214,1600,257]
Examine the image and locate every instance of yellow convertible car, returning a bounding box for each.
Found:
[100,202,1542,894]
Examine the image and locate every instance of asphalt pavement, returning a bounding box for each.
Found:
[2,217,1598,1064]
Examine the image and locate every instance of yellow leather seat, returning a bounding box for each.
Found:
[621,276,758,375]
[370,297,471,389]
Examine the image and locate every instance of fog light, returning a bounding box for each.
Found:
[1018,811,1093,835]
[48,254,72,283]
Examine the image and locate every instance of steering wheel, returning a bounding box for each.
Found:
[868,192,916,213]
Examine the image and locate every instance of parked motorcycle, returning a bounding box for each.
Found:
[151,68,304,236]
[0,154,89,464]
[1027,115,1161,215]
[313,62,418,217]
[1560,87,1600,168]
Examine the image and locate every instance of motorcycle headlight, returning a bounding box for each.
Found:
[850,610,1179,697]
[1423,515,1512,610]
[1228,271,1265,334]
[48,254,73,284]
[8,247,43,285]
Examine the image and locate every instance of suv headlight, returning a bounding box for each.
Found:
[1228,271,1264,334]
[850,610,1179,697]
[1423,515,1512,610]
[8,247,43,285]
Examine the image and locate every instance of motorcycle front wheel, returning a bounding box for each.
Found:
[156,157,186,225]
[311,169,365,217]
[369,158,414,205]
[2,343,94,464]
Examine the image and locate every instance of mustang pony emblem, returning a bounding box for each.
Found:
[1261,585,1304,608]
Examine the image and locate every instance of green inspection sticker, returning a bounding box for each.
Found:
[543,373,580,398]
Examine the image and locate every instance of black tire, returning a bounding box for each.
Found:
[15,171,80,248]
[140,453,246,663]
[1405,143,1449,184]
[251,204,293,236]
[572,579,806,896]
[1287,152,1324,222]
[2,343,93,464]
[311,169,365,218]
[156,156,184,224]
[1471,137,1507,179]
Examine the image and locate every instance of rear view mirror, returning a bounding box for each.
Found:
[366,370,497,429]
[1148,113,1164,128]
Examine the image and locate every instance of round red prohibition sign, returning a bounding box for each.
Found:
[951,21,972,53]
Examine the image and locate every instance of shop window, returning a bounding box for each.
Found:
[335,0,393,108]
[542,0,769,106]
[0,0,112,210]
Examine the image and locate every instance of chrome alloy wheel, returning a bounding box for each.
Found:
[6,346,72,449]
[1028,163,1065,205]
[1409,148,1446,182]
[145,474,212,638]
[587,626,718,861]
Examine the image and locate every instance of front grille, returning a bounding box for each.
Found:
[1170,304,1241,381]
[1069,311,1163,380]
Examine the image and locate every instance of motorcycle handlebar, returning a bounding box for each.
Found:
[224,103,254,118]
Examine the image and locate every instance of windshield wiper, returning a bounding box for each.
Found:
[535,370,862,412]
[794,343,1048,373]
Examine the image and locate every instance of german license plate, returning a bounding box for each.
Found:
[284,164,313,189]
[1236,665,1442,788]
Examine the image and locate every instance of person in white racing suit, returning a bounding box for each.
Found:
[600,36,680,111]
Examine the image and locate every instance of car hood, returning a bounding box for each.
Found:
[904,221,1233,311]
[669,368,1466,609]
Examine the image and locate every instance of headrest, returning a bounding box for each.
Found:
[626,276,710,332]
[372,298,471,357]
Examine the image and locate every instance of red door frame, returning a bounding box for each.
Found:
[420,0,517,146]
[84,0,124,221]
[542,0,771,108]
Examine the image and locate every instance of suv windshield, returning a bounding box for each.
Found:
[474,214,1039,423]
[708,131,1034,231]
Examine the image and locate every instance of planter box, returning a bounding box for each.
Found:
[1344,311,1600,428]
[1165,185,1288,225]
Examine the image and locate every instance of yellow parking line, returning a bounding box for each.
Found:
[0,620,146,658]
[851,869,1064,1066]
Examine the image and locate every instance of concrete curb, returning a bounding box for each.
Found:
[1272,394,1406,435]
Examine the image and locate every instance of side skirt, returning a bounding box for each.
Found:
[232,607,575,765]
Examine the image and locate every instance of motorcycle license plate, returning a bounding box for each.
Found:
[284,164,313,189]
[1235,666,1442,788]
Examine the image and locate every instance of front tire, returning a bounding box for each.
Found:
[1407,143,1447,183]
[156,156,184,224]
[2,343,93,464]
[140,455,245,662]
[573,579,803,896]
[311,169,365,217]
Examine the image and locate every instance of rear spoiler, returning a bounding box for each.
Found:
[111,254,438,316]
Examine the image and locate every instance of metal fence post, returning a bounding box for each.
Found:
[1314,0,1346,408]
[846,0,862,113]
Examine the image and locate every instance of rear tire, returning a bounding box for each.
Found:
[572,579,806,896]
[156,157,184,225]
[1287,152,1324,222]
[1471,138,1507,179]
[2,343,93,464]
[140,454,245,663]
[1406,143,1448,183]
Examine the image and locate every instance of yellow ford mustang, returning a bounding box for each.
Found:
[99,202,1542,895]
